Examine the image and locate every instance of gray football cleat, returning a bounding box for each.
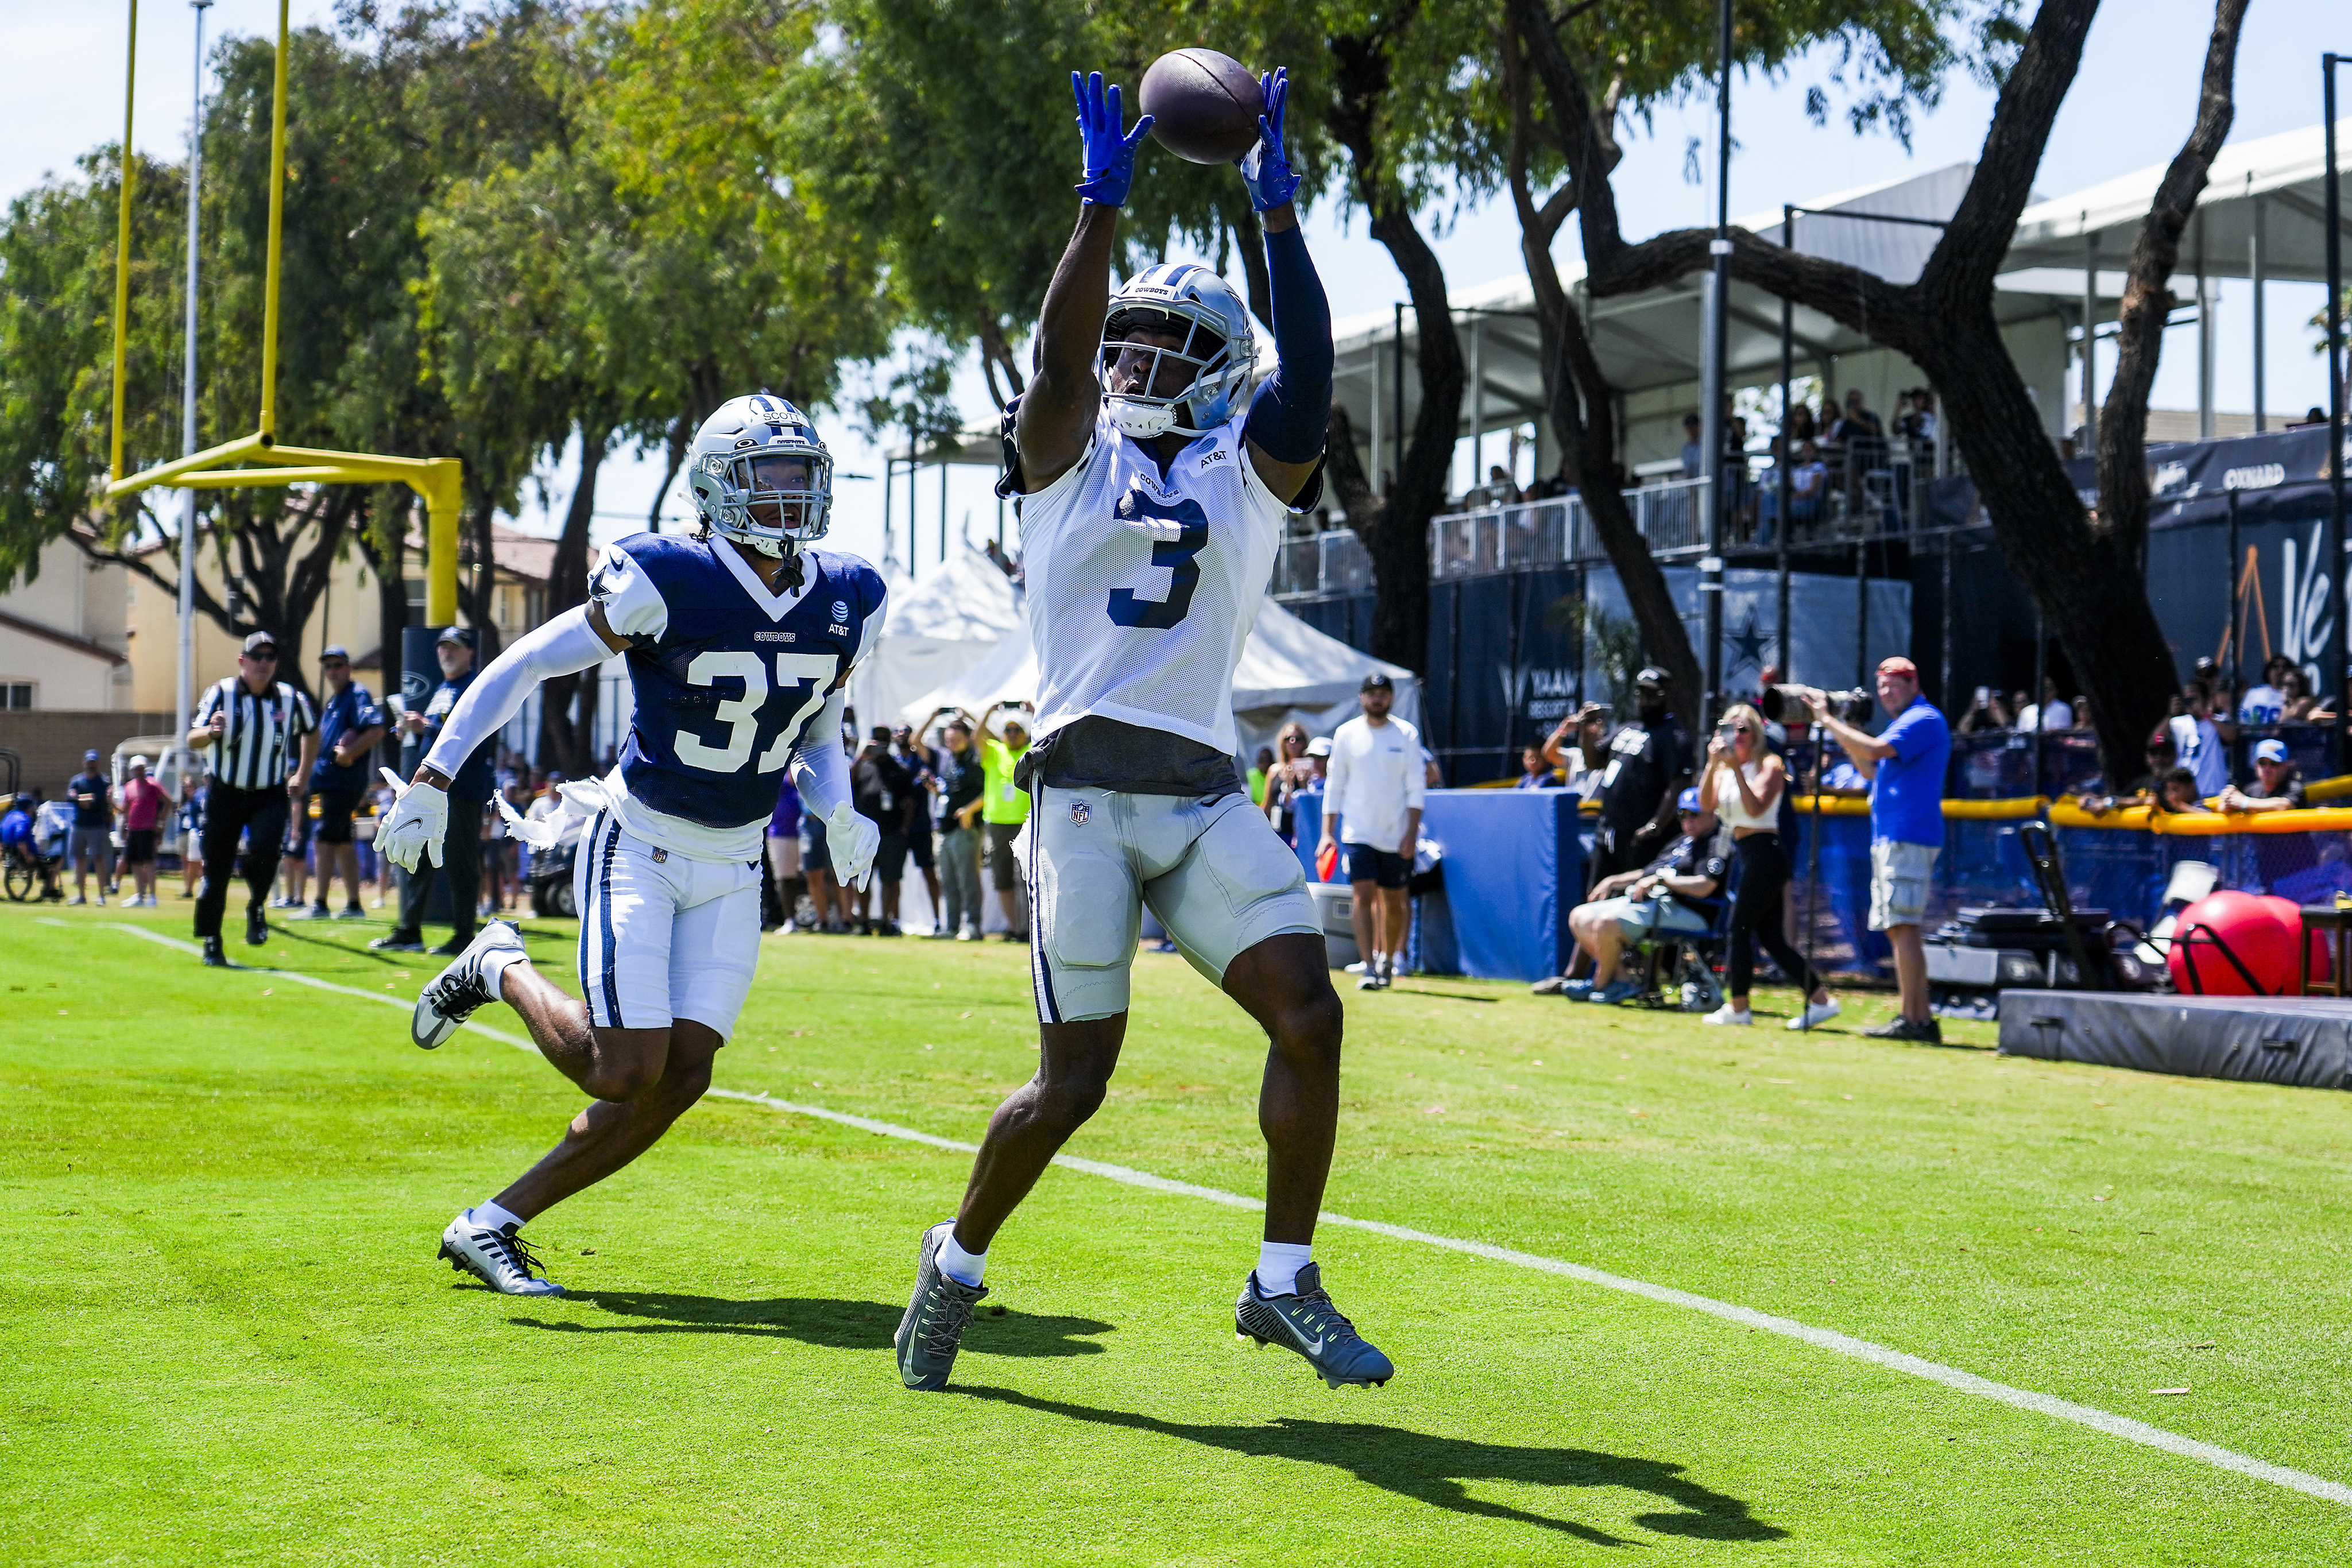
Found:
[436,1208,564,1296]
[411,921,524,1050]
[1235,1262,1394,1389]
[895,1221,988,1391]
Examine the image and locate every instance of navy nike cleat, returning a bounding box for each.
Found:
[1235,1262,1394,1389]
[895,1221,988,1391]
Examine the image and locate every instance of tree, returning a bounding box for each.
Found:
[1493,0,1962,727]
[2094,0,2248,590]
[1524,0,2209,780]
[1313,1,1496,678]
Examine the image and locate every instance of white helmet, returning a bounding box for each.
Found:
[1099,264,1256,440]
[687,393,834,556]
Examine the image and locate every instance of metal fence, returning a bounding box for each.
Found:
[1271,529,1378,599]
[1421,437,1939,584]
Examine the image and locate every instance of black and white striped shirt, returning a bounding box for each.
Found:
[195,676,316,792]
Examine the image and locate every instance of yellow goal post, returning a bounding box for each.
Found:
[102,0,462,625]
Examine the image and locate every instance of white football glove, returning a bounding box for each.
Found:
[826,799,881,893]
[376,766,448,872]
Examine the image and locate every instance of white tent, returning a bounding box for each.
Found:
[849,545,1019,736]
[903,594,1419,762]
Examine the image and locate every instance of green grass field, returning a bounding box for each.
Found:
[5,898,2349,1564]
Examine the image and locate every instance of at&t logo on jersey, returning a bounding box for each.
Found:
[831,599,849,622]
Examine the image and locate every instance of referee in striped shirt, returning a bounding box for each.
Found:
[188,630,318,966]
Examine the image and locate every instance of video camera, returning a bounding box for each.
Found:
[1759,684,1873,725]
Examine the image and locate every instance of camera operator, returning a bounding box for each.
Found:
[1791,657,1950,1044]
[1588,668,1692,894]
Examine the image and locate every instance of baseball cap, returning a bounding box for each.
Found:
[241,630,279,656]
[2254,738,2289,764]
[436,625,474,648]
[1677,786,1703,812]
[320,644,350,661]
[1635,665,1669,689]
[128,754,150,771]
[1360,672,1394,692]
[1306,737,1333,757]
[83,749,102,763]
[1878,655,1919,678]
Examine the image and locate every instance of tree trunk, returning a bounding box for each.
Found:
[1499,29,1703,728]
[537,423,610,778]
[2096,0,2248,586]
[358,496,412,707]
[1519,0,2181,783]
[1325,15,1461,677]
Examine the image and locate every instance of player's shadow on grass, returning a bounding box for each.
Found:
[509,1293,1113,1358]
[959,1387,1784,1547]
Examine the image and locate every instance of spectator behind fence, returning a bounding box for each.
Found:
[1698,704,1840,1030]
[1795,657,1950,1044]
[2280,666,2318,721]
[1679,413,1705,479]
[887,724,943,934]
[1514,743,1557,789]
[1262,722,1314,844]
[1955,687,2010,735]
[1539,702,1611,802]
[2219,739,2306,813]
[294,644,385,923]
[2075,729,2177,816]
[2016,677,2072,734]
[930,710,986,942]
[2167,684,2231,797]
[976,700,1032,942]
[2239,655,2294,725]
[1321,673,1425,992]
[1755,439,1825,548]
[1588,667,1693,893]
[1535,788,1725,1002]
[65,748,114,906]
[853,726,912,936]
[2157,767,2214,814]
[117,755,172,907]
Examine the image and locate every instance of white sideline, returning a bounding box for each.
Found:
[56,917,2352,1508]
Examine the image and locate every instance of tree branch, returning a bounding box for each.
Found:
[2096,0,2247,570]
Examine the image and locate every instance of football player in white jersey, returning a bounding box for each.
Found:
[374,394,886,1296]
[897,68,1392,1392]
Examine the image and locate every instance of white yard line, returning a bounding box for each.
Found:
[56,917,2352,1508]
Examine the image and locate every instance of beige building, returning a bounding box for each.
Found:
[0,536,136,711]
[121,518,553,713]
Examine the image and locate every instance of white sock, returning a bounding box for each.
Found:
[937,1226,987,1287]
[479,946,529,993]
[474,1200,525,1234]
[1256,1241,1313,1296]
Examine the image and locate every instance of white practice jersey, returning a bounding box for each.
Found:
[1022,405,1297,753]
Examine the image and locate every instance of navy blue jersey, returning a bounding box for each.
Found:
[591,533,885,832]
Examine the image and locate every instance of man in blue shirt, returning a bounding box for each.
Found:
[1797,656,1951,1042]
[292,645,385,922]
[64,748,115,905]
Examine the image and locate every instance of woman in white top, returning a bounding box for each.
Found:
[1697,703,1839,1029]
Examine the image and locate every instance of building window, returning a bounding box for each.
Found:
[2,683,34,709]
[404,578,427,625]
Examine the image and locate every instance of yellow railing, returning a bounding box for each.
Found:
[104,0,461,624]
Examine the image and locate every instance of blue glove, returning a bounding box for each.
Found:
[1072,71,1152,208]
[1236,68,1300,213]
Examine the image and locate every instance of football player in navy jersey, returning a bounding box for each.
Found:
[374,394,885,1296]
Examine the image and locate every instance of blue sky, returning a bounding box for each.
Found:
[4,1,2336,571]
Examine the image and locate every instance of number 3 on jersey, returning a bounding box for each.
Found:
[1107,494,1209,630]
[672,652,836,773]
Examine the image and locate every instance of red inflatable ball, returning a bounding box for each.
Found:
[2259,893,2333,990]
[2168,890,2302,996]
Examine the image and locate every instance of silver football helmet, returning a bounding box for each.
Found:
[1098,264,1256,439]
[687,393,833,556]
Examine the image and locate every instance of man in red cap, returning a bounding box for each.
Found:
[1794,656,1951,1042]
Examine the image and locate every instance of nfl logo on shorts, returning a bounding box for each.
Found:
[1069,800,1090,825]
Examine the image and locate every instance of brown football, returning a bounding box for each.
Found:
[1138,48,1263,165]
